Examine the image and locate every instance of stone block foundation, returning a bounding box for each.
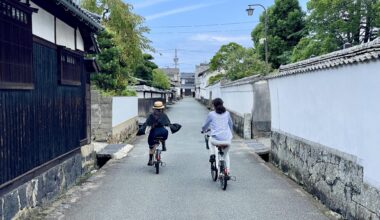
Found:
[0,144,96,220]
[271,131,380,220]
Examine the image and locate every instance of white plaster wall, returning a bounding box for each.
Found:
[137,91,144,99]
[152,93,163,98]
[221,84,253,115]
[269,60,380,188]
[76,29,84,51]
[205,82,221,100]
[31,1,55,43]
[199,75,207,99]
[112,97,138,127]
[56,18,75,50]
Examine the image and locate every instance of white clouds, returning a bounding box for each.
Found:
[190,34,251,44]
[132,0,172,9]
[145,3,212,21]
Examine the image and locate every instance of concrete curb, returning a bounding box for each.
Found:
[113,144,134,160]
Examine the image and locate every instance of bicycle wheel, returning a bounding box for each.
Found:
[155,161,159,174]
[220,175,228,190]
[211,162,218,181]
[219,161,227,190]
[155,150,160,174]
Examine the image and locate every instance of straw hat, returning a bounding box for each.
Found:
[153,101,165,109]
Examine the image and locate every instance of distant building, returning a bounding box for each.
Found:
[180,72,195,97]
[195,63,209,99]
[158,67,180,85]
[158,67,180,97]
[197,68,226,100]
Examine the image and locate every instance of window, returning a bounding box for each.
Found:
[0,0,33,89]
[58,47,83,86]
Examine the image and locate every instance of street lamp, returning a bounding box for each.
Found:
[247,4,269,73]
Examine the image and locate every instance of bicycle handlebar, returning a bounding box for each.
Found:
[201,129,211,134]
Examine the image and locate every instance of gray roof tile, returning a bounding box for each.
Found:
[267,38,380,79]
[55,0,102,30]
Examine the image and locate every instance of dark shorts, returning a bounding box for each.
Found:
[148,127,168,147]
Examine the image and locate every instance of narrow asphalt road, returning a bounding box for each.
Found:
[44,98,329,220]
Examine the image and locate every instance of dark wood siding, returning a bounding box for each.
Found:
[0,0,33,89]
[0,42,87,186]
[58,47,83,86]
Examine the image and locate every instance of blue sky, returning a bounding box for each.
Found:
[127,0,308,72]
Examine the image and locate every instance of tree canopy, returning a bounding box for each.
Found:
[82,0,152,70]
[134,54,158,84]
[251,0,306,68]
[291,0,380,62]
[209,43,269,81]
[210,42,243,71]
[82,0,164,95]
[152,69,171,90]
[90,30,136,96]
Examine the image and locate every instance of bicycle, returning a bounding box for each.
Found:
[152,137,166,174]
[202,130,217,181]
[204,130,210,150]
[216,145,231,190]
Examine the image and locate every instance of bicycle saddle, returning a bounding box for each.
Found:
[216,144,229,149]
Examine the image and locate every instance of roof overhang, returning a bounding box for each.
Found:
[84,57,100,73]
[55,0,103,31]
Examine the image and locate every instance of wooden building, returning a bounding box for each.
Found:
[0,0,101,194]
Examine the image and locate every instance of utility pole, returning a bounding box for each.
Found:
[174,48,179,69]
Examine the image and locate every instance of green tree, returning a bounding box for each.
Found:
[210,42,243,71]
[91,30,135,96]
[308,0,378,45]
[291,37,338,62]
[209,43,270,81]
[225,47,269,80]
[82,0,152,71]
[208,74,225,85]
[292,0,380,62]
[251,0,306,68]
[134,54,158,84]
[375,0,380,36]
[152,69,170,90]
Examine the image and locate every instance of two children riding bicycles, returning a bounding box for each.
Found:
[140,98,233,181]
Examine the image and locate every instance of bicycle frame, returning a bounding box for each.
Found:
[217,147,227,177]
[152,139,165,174]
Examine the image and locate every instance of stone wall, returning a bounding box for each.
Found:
[91,90,112,142]
[138,98,166,117]
[251,80,271,137]
[199,97,210,108]
[271,131,380,220]
[0,144,96,220]
[91,90,138,143]
[109,117,138,144]
[228,110,251,139]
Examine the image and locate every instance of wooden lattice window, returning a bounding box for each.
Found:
[0,0,33,89]
[58,47,83,86]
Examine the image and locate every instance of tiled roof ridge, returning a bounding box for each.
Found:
[275,38,380,78]
[221,74,262,88]
[55,0,102,30]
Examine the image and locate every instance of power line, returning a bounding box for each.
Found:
[149,29,252,35]
[150,21,259,29]
[156,49,214,53]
